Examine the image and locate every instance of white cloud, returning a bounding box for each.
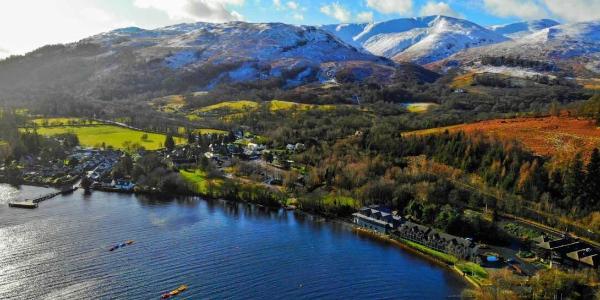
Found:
[419,1,462,18]
[357,11,374,23]
[273,0,282,8]
[0,46,10,56]
[293,13,304,20]
[286,1,299,10]
[543,0,600,22]
[366,0,413,15]
[483,0,547,20]
[134,0,245,23]
[0,1,133,58]
[320,2,352,22]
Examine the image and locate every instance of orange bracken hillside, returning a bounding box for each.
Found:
[404,116,600,162]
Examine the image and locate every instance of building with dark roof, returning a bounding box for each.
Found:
[396,220,480,261]
[353,206,479,261]
[352,206,399,234]
[533,234,599,269]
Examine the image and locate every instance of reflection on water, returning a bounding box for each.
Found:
[0,184,465,299]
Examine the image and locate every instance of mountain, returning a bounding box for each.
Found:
[0,22,399,102]
[321,15,509,64]
[434,21,600,76]
[489,19,560,39]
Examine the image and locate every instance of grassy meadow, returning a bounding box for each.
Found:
[403,102,439,113]
[32,125,185,150]
[180,169,224,194]
[31,117,100,127]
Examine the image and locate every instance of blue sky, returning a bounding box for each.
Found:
[0,0,598,58]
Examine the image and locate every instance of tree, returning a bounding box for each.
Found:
[262,151,274,163]
[164,134,175,151]
[563,153,585,209]
[549,100,560,116]
[187,131,196,144]
[585,148,600,209]
[141,133,148,142]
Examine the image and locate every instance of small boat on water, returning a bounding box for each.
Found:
[161,285,188,299]
[108,240,135,252]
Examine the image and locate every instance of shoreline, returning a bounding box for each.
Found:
[351,227,481,290]
[11,182,479,290]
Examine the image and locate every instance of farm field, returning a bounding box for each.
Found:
[268,100,336,111]
[31,125,185,150]
[176,127,228,135]
[403,102,439,113]
[31,117,100,126]
[403,116,600,161]
[197,100,259,113]
[195,128,228,135]
[150,95,186,113]
[185,99,342,121]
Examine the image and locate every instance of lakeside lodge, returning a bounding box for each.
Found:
[353,205,480,262]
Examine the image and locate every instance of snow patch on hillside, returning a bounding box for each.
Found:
[165,50,198,69]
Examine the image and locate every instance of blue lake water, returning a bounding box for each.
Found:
[0,184,465,299]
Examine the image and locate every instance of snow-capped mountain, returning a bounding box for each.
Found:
[0,22,399,99]
[435,21,600,75]
[489,19,560,39]
[321,15,509,64]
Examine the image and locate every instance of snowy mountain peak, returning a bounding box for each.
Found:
[490,19,560,39]
[322,15,508,64]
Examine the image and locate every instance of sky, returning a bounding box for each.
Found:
[0,0,599,58]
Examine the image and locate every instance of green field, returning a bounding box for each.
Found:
[177,127,228,135]
[322,194,358,207]
[180,169,224,194]
[268,100,336,111]
[33,125,185,150]
[32,117,100,127]
[456,262,489,285]
[397,238,459,264]
[150,95,186,113]
[197,100,259,113]
[196,128,228,135]
[404,102,439,113]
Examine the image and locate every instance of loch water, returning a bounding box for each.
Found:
[0,184,465,299]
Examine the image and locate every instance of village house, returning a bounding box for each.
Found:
[533,234,599,269]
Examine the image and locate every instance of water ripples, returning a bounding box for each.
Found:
[0,184,465,299]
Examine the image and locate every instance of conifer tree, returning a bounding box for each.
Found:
[585,148,600,209]
[164,134,175,151]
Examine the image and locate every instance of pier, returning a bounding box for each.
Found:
[8,186,78,209]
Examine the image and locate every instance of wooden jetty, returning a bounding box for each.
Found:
[8,186,78,209]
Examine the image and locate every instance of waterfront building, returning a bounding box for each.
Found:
[353,206,480,261]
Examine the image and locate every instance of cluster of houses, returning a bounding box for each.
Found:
[353,206,481,262]
[75,149,121,181]
[12,148,121,186]
[533,234,599,269]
